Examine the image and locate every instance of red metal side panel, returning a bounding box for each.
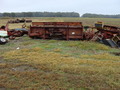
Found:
[29,27,45,38]
[29,22,83,40]
[32,22,82,26]
[32,22,44,26]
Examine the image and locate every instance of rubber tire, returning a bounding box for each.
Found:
[0,38,8,44]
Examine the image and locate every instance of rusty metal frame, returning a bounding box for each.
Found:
[29,22,83,40]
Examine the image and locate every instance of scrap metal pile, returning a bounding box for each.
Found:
[8,18,32,23]
[0,22,28,43]
[29,21,120,48]
[93,22,120,48]
[0,20,120,48]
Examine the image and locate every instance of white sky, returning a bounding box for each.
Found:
[0,0,120,15]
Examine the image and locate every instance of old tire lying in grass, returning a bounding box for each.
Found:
[0,38,8,44]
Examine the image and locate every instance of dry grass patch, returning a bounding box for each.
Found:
[81,53,120,61]
[1,47,120,89]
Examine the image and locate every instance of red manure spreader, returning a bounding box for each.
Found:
[29,22,83,40]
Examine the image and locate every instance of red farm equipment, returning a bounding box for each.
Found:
[29,21,120,48]
[1,20,119,48]
[29,22,83,40]
[0,22,28,40]
[93,22,120,48]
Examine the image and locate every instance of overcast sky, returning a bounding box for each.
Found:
[1,0,120,15]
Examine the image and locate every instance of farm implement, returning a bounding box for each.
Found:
[29,22,83,40]
[0,20,120,48]
[7,22,28,37]
[29,21,120,48]
[0,22,28,43]
[93,22,120,48]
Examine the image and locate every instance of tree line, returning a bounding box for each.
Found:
[82,13,120,18]
[0,12,120,18]
[0,12,80,17]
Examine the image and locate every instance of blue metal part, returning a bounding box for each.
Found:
[14,28,28,31]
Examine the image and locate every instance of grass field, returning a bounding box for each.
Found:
[0,17,120,89]
[0,17,120,29]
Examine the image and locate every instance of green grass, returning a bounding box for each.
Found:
[1,17,120,29]
[0,36,119,89]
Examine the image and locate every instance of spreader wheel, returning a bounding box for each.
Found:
[0,38,8,44]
